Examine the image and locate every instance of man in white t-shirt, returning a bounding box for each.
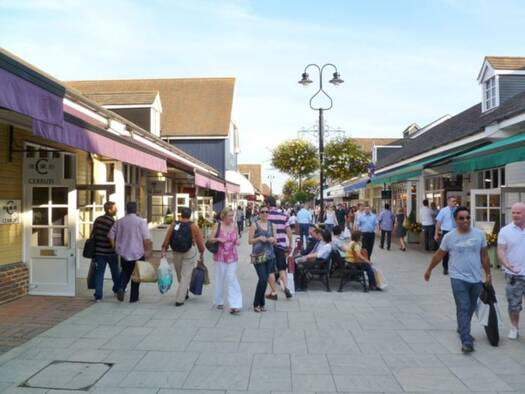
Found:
[498,202,525,340]
[420,199,435,251]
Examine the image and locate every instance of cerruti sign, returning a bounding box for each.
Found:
[0,199,20,224]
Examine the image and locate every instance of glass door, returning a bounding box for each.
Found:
[27,186,76,295]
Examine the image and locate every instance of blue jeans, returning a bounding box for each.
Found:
[299,224,309,243]
[94,254,119,300]
[253,259,274,308]
[450,278,482,346]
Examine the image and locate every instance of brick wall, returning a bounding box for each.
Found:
[0,262,29,304]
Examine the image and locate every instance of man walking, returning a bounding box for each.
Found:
[358,205,378,260]
[420,199,435,251]
[497,202,525,340]
[266,197,293,299]
[335,203,346,228]
[236,206,245,237]
[92,201,119,302]
[161,207,205,307]
[424,206,491,353]
[378,203,394,250]
[434,196,457,275]
[297,203,312,247]
[109,202,152,303]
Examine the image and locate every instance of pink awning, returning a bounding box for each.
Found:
[195,172,226,193]
[226,181,241,194]
[33,120,167,173]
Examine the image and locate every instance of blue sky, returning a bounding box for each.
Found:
[1,0,525,192]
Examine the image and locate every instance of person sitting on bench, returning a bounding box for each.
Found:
[346,230,379,290]
[296,229,332,266]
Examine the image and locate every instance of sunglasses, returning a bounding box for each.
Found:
[457,216,471,221]
[260,210,269,214]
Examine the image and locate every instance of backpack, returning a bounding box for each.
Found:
[170,221,193,253]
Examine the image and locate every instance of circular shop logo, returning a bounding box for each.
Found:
[35,159,49,175]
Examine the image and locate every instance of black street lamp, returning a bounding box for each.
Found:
[298,64,343,220]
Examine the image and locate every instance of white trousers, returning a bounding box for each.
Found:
[214,261,243,309]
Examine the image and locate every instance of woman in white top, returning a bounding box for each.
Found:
[324,205,337,233]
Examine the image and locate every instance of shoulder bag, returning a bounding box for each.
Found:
[205,221,221,254]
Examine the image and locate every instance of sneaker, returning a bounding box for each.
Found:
[461,343,474,353]
[94,298,101,303]
[116,290,124,302]
[284,288,292,299]
[508,327,519,340]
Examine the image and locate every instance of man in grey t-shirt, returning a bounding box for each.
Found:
[424,206,491,353]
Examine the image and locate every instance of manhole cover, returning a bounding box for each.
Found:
[20,361,113,391]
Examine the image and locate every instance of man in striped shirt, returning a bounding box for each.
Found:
[266,196,293,299]
[93,201,119,302]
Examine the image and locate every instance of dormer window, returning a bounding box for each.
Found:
[484,77,496,110]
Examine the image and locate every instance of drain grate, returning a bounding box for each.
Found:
[20,360,113,391]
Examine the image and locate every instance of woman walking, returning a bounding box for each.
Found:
[207,208,242,315]
[324,205,337,233]
[395,207,407,251]
[248,205,276,312]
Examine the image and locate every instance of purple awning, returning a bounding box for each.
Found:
[33,120,167,173]
[0,67,63,127]
[195,172,226,193]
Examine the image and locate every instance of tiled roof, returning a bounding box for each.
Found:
[67,78,235,137]
[84,91,159,106]
[376,90,525,169]
[486,56,525,71]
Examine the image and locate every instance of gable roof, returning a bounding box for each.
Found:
[486,56,525,71]
[84,91,159,106]
[376,89,525,170]
[66,78,235,137]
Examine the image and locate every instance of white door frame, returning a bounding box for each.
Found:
[470,188,501,233]
[23,144,77,296]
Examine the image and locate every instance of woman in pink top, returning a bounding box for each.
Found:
[208,208,242,314]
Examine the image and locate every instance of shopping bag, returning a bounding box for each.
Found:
[131,261,157,283]
[477,283,500,346]
[287,272,295,294]
[373,267,388,290]
[157,257,173,294]
[190,266,205,295]
[87,260,96,290]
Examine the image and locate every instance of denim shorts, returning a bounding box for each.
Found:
[505,274,525,313]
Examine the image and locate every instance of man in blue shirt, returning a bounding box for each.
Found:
[434,196,457,275]
[378,203,395,250]
[358,205,378,259]
[296,204,312,248]
[424,206,491,353]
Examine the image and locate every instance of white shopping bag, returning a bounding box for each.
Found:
[287,272,295,294]
[157,257,174,294]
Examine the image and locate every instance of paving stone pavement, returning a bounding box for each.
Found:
[1,234,525,393]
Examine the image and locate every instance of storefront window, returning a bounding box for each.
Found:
[477,167,505,189]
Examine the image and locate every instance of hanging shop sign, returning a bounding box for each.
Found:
[0,199,21,224]
[23,156,63,185]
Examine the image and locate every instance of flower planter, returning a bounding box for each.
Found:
[407,230,421,244]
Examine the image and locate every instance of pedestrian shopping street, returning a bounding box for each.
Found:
[0,237,524,394]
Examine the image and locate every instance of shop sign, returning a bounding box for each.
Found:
[24,157,62,185]
[0,200,20,224]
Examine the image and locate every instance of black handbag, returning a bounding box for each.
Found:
[82,229,96,259]
[205,222,221,254]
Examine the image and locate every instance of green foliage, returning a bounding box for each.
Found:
[294,191,312,204]
[272,139,319,180]
[408,210,417,224]
[281,178,317,205]
[323,137,370,182]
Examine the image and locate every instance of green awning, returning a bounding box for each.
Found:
[452,133,525,173]
[370,152,457,185]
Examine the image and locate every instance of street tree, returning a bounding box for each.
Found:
[324,136,370,183]
[281,178,318,205]
[271,139,319,189]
